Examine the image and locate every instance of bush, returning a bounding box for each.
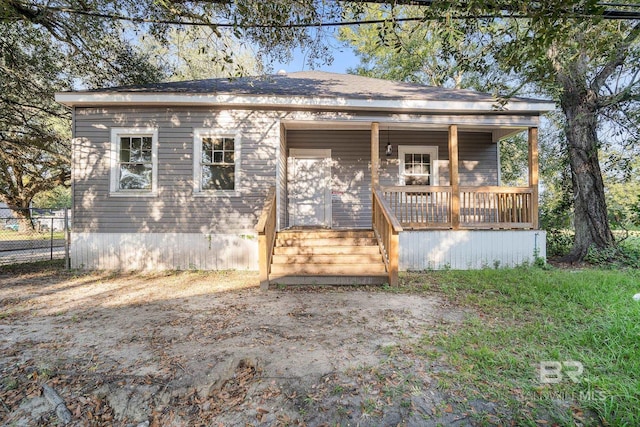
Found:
[546,229,574,257]
[583,236,640,268]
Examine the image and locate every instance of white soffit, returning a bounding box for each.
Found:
[54,92,556,114]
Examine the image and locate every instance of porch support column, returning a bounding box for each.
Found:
[528,127,539,229]
[371,122,380,189]
[371,122,380,225]
[449,124,460,230]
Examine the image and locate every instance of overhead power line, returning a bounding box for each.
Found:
[15,2,640,29]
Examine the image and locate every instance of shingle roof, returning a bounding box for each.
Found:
[76,71,548,105]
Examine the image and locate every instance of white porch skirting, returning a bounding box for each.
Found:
[400,230,546,270]
[72,230,545,272]
[71,232,259,271]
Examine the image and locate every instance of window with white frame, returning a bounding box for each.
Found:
[110,128,158,195]
[193,129,240,193]
[398,145,438,186]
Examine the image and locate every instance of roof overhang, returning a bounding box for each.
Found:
[281,117,538,142]
[54,92,556,114]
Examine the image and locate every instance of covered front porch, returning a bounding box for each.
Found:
[257,119,542,288]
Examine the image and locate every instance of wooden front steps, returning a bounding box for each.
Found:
[268,229,388,286]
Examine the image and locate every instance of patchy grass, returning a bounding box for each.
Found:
[399,267,640,426]
[3,261,638,425]
[0,258,66,271]
[0,231,65,241]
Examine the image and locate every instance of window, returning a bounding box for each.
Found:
[193,129,240,194]
[398,145,438,186]
[110,128,158,196]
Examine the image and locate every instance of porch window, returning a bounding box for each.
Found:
[193,129,241,194]
[109,128,158,196]
[398,145,438,186]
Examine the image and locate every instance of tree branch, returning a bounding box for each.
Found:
[591,21,640,92]
[0,97,69,119]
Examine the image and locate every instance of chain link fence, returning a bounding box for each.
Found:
[0,207,70,267]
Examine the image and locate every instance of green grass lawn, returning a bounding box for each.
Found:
[0,230,65,241]
[397,267,640,426]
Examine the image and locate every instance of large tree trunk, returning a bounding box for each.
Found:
[560,87,615,261]
[8,201,35,233]
[14,208,35,233]
[2,194,35,233]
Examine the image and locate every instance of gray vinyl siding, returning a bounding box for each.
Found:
[379,131,497,186]
[287,130,498,229]
[459,132,498,186]
[73,107,279,233]
[287,130,372,229]
[73,107,499,233]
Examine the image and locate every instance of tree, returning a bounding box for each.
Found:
[602,152,640,229]
[487,8,640,260]
[0,2,168,229]
[140,27,263,81]
[543,20,640,259]
[32,185,71,209]
[0,23,72,230]
[338,3,497,89]
[0,0,341,72]
[341,2,640,261]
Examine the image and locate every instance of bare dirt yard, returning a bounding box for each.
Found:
[0,262,488,426]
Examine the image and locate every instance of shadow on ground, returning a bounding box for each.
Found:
[1,263,513,426]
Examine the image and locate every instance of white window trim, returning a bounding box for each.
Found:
[398,145,439,186]
[193,128,241,197]
[109,127,158,197]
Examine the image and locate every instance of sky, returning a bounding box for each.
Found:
[271,46,360,74]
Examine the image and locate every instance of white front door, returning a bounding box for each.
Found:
[288,149,332,228]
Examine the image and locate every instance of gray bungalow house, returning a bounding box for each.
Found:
[56,71,554,287]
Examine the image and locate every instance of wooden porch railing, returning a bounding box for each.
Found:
[381,185,452,228]
[380,185,536,230]
[255,186,277,290]
[373,185,403,287]
[460,186,534,229]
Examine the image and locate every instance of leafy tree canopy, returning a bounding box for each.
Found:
[140,27,263,81]
[340,1,640,260]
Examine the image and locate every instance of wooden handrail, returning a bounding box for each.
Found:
[255,186,277,290]
[373,185,402,287]
[255,186,276,234]
[381,185,452,193]
[374,186,403,233]
[460,186,533,194]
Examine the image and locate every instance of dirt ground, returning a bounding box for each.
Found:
[0,264,492,426]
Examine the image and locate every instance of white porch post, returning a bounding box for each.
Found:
[528,127,539,229]
[448,124,460,230]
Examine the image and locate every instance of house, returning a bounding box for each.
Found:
[55,71,554,287]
